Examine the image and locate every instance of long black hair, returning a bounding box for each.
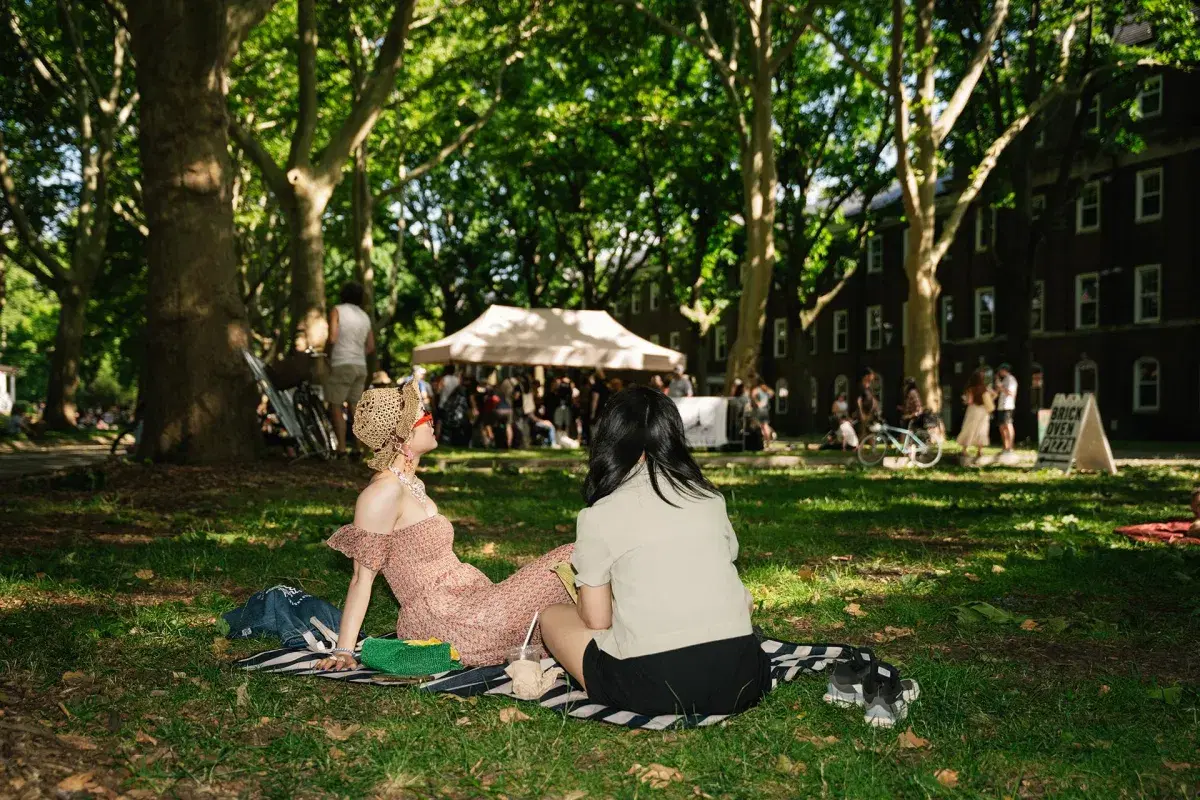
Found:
[583,385,719,507]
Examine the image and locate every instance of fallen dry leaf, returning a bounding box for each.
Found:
[897,727,930,749]
[774,754,807,775]
[323,722,362,741]
[872,625,916,643]
[1020,619,1039,631]
[991,564,1006,574]
[499,707,531,724]
[844,603,867,618]
[555,524,571,533]
[828,621,846,630]
[796,568,816,581]
[455,716,472,727]
[56,772,98,793]
[135,729,158,746]
[481,542,497,555]
[934,769,959,788]
[329,746,346,760]
[235,681,250,708]
[829,555,853,562]
[135,569,155,580]
[211,636,231,658]
[1163,761,1193,771]
[57,734,98,751]
[964,573,980,582]
[796,733,840,749]
[628,763,684,790]
[61,670,90,683]
[1099,685,1110,695]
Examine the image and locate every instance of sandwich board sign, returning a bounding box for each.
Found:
[1034,393,1116,475]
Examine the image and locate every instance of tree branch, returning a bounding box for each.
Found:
[4,7,74,100]
[889,0,919,218]
[315,0,418,182]
[225,0,281,65]
[770,19,810,73]
[615,0,746,89]
[0,131,68,287]
[56,0,105,102]
[288,0,319,170]
[228,120,290,197]
[789,3,889,93]
[933,0,1010,145]
[0,234,59,289]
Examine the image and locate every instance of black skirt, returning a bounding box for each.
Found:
[581,634,771,716]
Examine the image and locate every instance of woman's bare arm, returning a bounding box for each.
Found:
[577,584,613,630]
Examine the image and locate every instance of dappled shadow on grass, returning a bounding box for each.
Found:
[2,459,1199,797]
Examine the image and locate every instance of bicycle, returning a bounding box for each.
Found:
[856,420,943,468]
[243,348,336,461]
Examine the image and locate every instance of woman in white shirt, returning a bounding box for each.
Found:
[540,386,769,716]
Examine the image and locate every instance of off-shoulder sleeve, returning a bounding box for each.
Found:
[327,524,393,571]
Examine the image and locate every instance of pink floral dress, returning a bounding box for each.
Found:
[327,515,574,665]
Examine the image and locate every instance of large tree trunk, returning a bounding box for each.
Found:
[43,282,88,428]
[286,179,331,353]
[725,73,776,390]
[903,218,942,413]
[127,0,260,463]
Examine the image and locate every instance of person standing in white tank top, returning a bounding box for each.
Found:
[325,282,374,456]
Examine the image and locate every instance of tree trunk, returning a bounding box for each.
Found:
[286,179,331,353]
[351,145,380,375]
[43,282,88,429]
[127,0,260,463]
[903,217,942,413]
[725,72,776,390]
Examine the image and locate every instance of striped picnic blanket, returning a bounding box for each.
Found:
[235,635,865,730]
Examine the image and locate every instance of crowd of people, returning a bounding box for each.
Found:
[825,363,1019,463]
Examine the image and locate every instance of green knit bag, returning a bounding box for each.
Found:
[360,638,459,676]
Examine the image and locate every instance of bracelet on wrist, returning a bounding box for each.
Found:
[331,648,355,657]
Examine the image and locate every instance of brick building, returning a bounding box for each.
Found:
[617,65,1200,442]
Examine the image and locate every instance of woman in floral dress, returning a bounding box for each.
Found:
[316,380,573,670]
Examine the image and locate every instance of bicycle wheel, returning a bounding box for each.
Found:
[856,433,889,467]
[908,427,943,468]
[293,385,336,459]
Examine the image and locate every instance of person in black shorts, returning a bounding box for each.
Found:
[540,387,770,716]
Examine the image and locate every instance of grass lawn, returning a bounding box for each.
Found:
[1,457,1198,799]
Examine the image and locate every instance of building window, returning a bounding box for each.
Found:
[668,331,681,351]
[833,310,848,353]
[866,233,883,274]
[1135,168,1163,222]
[649,333,661,346]
[833,374,849,403]
[808,322,818,355]
[713,326,727,361]
[1031,280,1045,333]
[974,207,996,253]
[809,376,819,415]
[1086,94,1101,131]
[773,318,788,358]
[1137,75,1163,119]
[1031,194,1046,221]
[1076,181,1101,233]
[866,305,882,350]
[775,378,789,415]
[974,287,995,339]
[1075,273,1099,329]
[940,296,953,343]
[1075,358,1098,397]
[649,283,660,311]
[631,289,642,315]
[901,301,908,347]
[1134,264,1161,324]
[1133,357,1159,412]
[1031,363,1045,410]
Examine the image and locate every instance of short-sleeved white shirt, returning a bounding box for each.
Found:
[571,465,753,659]
[998,374,1018,411]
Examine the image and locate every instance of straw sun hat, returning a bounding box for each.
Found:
[353,381,427,471]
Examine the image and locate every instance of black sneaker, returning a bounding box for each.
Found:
[822,648,876,707]
[861,663,920,728]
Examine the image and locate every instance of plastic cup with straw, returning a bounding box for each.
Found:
[507,612,541,664]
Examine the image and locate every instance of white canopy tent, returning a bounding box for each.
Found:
[412,305,686,372]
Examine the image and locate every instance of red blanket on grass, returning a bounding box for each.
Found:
[1114,520,1200,546]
